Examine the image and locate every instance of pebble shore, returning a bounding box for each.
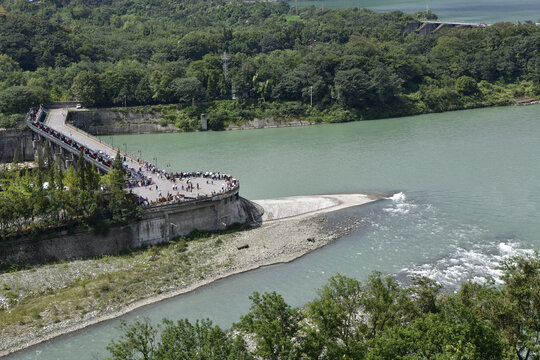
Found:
[0,193,382,357]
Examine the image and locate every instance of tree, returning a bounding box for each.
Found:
[236,291,302,360]
[362,272,414,339]
[481,253,540,360]
[86,162,100,191]
[107,318,252,360]
[102,150,125,192]
[0,54,20,72]
[305,274,367,359]
[0,86,48,114]
[155,319,253,360]
[43,140,53,171]
[171,77,205,105]
[456,75,479,95]
[76,150,87,190]
[368,66,403,104]
[71,71,102,105]
[107,319,158,360]
[334,68,370,107]
[366,302,508,360]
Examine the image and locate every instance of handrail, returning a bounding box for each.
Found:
[25,106,240,205]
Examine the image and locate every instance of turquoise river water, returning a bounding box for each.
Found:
[294,0,540,23]
[8,104,540,359]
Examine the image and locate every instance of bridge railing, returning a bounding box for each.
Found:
[142,185,240,210]
[26,106,113,173]
[26,106,241,205]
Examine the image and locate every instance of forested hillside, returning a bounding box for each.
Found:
[0,0,539,129]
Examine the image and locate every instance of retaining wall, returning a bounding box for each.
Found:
[0,127,35,163]
[0,190,262,267]
[67,110,178,135]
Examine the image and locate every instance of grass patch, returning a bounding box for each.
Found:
[0,224,247,345]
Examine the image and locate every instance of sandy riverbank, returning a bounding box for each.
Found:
[0,193,382,357]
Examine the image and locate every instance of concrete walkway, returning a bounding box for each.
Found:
[44,108,237,204]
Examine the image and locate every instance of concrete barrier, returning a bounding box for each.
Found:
[0,190,262,267]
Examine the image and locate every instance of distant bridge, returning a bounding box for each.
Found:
[402,21,490,35]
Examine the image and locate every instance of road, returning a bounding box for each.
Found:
[45,108,237,204]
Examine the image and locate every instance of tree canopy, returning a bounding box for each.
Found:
[0,0,538,125]
[107,253,540,360]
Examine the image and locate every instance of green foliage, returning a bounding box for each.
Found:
[0,154,141,240]
[456,75,479,95]
[305,274,367,359]
[170,77,205,105]
[236,291,302,360]
[108,254,540,360]
[0,86,49,114]
[106,318,252,360]
[0,0,537,122]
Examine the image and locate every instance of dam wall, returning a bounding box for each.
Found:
[0,189,262,267]
[0,127,35,163]
[67,109,178,135]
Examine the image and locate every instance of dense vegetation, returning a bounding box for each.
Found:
[107,253,540,360]
[0,0,539,129]
[0,144,141,240]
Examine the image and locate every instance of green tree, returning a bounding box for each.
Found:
[480,253,540,360]
[86,162,100,191]
[107,319,157,360]
[155,319,252,360]
[236,291,302,360]
[305,274,367,359]
[456,75,479,95]
[334,68,370,107]
[0,86,48,114]
[102,150,125,192]
[76,150,87,190]
[71,71,102,105]
[171,77,205,105]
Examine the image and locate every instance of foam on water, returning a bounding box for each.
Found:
[401,241,534,287]
[384,192,417,215]
[379,192,535,288]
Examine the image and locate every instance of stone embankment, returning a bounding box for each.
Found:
[0,193,381,357]
[67,108,315,135]
[0,126,34,163]
[0,189,257,267]
[67,109,178,135]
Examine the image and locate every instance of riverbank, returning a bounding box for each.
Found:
[0,193,382,357]
[64,89,539,137]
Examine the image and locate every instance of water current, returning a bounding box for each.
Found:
[294,0,540,23]
[8,104,540,359]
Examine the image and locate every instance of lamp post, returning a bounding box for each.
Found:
[153,156,158,168]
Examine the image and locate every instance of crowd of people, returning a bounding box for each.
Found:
[26,106,239,208]
[126,159,240,207]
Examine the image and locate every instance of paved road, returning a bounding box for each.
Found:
[45,108,237,204]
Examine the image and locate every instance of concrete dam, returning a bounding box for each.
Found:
[1,106,263,267]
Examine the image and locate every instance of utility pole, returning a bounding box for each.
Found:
[221,51,230,98]
[221,51,230,83]
[295,0,298,15]
[310,86,313,111]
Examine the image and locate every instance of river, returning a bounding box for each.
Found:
[294,0,540,23]
[8,104,540,359]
